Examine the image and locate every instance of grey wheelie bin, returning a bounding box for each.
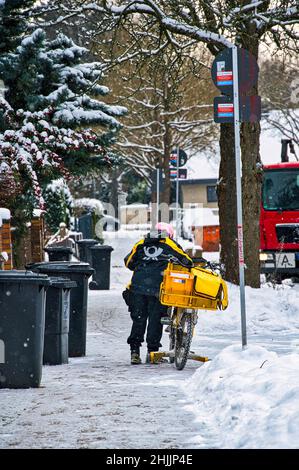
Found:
[89,245,114,290]
[76,239,98,265]
[26,262,93,357]
[43,277,77,365]
[0,271,50,389]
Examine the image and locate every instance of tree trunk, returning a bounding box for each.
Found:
[110,168,120,219]
[161,85,172,206]
[218,123,239,284]
[241,121,262,287]
[162,132,171,206]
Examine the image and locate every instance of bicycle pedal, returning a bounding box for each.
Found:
[150,351,168,363]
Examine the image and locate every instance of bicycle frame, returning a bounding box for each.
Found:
[170,307,197,333]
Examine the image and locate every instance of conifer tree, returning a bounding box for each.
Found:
[0,28,126,264]
[0,0,34,53]
[0,28,126,199]
[43,179,73,233]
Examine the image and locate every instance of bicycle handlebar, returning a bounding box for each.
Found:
[167,255,192,267]
[164,254,222,273]
[160,253,191,267]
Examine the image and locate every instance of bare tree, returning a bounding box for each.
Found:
[104,40,217,205]
[34,0,299,287]
[260,58,299,148]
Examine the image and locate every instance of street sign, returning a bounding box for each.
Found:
[170,148,187,168]
[240,95,261,122]
[170,168,187,180]
[212,47,260,124]
[215,99,234,122]
[214,95,261,123]
[211,47,259,96]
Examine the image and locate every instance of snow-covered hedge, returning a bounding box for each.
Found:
[43,178,73,232]
[73,198,103,216]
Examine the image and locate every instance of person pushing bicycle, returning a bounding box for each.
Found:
[123,222,193,365]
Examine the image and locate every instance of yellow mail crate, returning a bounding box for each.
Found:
[160,263,228,311]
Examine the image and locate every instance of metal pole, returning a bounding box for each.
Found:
[176,146,179,238]
[232,45,247,349]
[156,167,160,224]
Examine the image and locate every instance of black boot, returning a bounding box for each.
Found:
[131,348,141,365]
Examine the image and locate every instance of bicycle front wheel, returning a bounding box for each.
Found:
[174,311,193,371]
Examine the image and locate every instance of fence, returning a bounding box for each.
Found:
[1,218,13,270]
[0,210,45,269]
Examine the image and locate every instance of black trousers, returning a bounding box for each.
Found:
[127,292,167,352]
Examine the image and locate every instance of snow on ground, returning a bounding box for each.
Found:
[184,345,299,449]
[0,230,299,449]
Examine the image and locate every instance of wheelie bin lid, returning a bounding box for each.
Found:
[49,276,77,289]
[0,270,50,286]
[90,245,114,251]
[26,261,94,275]
[44,246,73,252]
[75,239,99,245]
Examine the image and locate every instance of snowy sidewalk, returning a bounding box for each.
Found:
[1,233,299,449]
[0,266,206,449]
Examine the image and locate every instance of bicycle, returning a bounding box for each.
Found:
[150,255,228,370]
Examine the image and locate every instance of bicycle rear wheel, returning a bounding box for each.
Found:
[174,311,193,370]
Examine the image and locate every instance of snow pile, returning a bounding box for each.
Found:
[196,282,299,335]
[184,344,299,448]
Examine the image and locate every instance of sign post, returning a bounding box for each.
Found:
[170,148,188,238]
[156,167,160,224]
[232,45,247,349]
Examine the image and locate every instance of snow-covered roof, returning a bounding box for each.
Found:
[0,208,11,220]
[120,204,148,209]
[183,207,219,228]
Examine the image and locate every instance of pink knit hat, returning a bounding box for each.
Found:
[155,222,174,239]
